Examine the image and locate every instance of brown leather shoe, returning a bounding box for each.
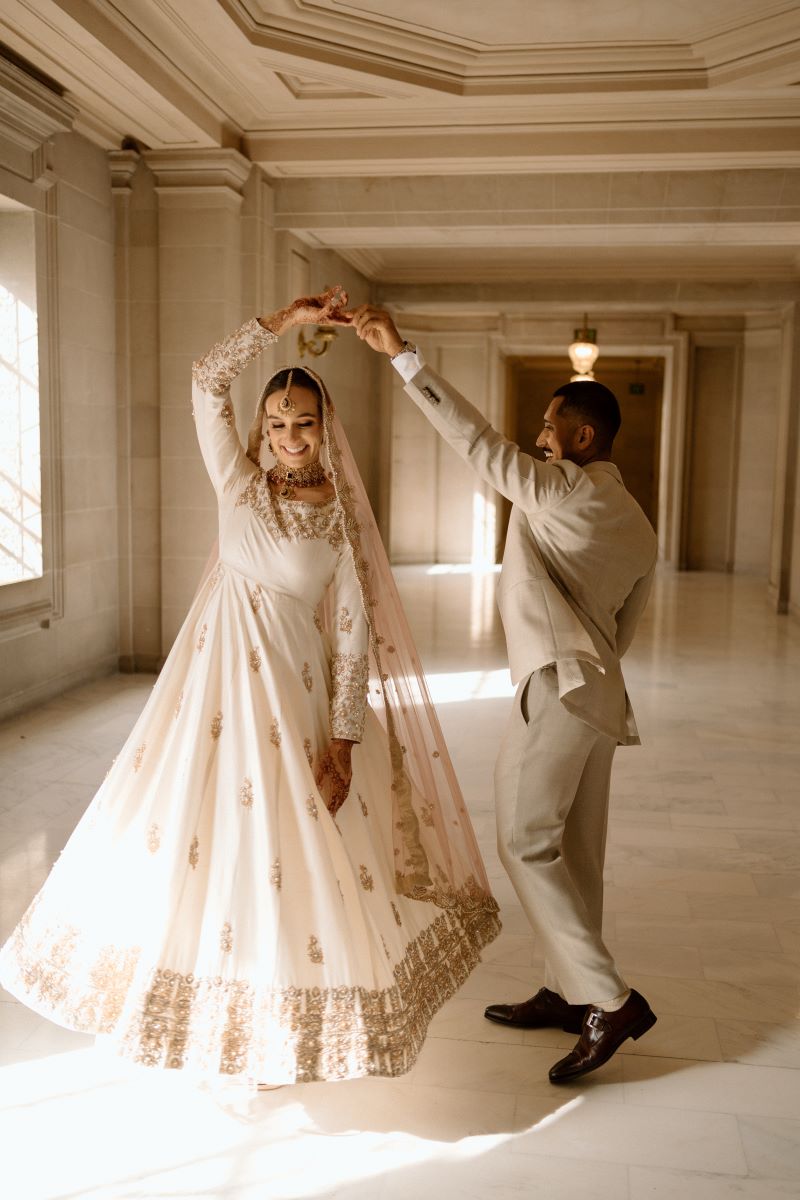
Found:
[548,989,656,1083]
[484,987,588,1034]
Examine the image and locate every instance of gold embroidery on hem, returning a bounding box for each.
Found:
[4,881,501,1081]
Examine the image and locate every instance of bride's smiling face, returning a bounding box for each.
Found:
[264,385,323,468]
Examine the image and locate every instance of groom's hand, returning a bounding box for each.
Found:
[348,305,405,357]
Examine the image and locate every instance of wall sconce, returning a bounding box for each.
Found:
[297,325,339,358]
[568,314,599,381]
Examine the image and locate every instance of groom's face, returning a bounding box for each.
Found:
[536,399,581,463]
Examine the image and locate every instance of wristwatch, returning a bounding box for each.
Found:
[390,340,416,360]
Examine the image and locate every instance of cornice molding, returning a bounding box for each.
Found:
[108,148,140,191]
[0,53,77,151]
[220,0,800,96]
[141,148,253,193]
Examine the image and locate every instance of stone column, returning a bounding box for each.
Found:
[142,149,252,655]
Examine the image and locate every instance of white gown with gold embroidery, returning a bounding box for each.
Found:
[0,320,500,1084]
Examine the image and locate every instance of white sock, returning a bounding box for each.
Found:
[593,989,631,1012]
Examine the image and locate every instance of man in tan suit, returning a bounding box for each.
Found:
[349,304,658,1082]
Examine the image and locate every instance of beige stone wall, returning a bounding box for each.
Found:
[0,131,118,717]
[733,330,781,576]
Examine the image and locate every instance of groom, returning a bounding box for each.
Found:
[348,304,658,1082]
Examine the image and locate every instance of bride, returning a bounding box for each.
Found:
[0,286,500,1084]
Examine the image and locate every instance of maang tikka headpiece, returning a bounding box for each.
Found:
[278,368,295,414]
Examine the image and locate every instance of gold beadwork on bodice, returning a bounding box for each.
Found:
[235,470,344,549]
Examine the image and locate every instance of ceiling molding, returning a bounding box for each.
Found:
[219,0,800,96]
[250,124,800,177]
[142,147,252,193]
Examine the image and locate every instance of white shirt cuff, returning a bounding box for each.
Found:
[391,346,425,383]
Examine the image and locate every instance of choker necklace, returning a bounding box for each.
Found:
[267,459,327,500]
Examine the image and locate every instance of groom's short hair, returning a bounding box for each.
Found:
[552,381,621,450]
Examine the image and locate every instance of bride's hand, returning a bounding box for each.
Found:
[315,738,354,818]
[259,286,351,336]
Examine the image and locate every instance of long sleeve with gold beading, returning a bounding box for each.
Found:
[329,546,369,742]
[191,318,277,494]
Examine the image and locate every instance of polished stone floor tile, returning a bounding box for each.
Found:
[0,568,798,1198]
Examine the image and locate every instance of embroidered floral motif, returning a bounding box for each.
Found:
[432,750,440,759]
[240,778,254,809]
[147,824,160,854]
[359,794,368,818]
[303,738,313,767]
[307,936,324,964]
[270,858,282,889]
[380,934,391,960]
[249,647,261,672]
[174,691,184,719]
[191,317,277,396]
[338,607,352,634]
[197,624,207,652]
[5,879,501,1080]
[249,586,262,613]
[188,836,199,869]
[211,711,223,740]
[302,662,313,692]
[420,804,435,828]
[306,795,318,820]
[209,563,223,588]
[220,923,233,953]
[235,471,344,548]
[359,865,374,892]
[391,902,402,927]
[220,400,234,429]
[270,719,281,748]
[330,652,368,742]
[133,745,145,773]
[314,611,323,634]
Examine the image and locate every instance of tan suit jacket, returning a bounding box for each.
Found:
[403,365,657,745]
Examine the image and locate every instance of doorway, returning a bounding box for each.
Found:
[506,355,665,534]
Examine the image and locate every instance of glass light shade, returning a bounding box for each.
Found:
[568,328,599,381]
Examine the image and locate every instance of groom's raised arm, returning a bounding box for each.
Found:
[349,305,580,513]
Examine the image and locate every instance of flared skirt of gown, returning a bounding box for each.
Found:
[0,562,500,1082]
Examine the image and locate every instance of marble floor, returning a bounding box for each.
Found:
[1,567,799,1200]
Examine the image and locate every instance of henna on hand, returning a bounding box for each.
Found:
[315,738,354,817]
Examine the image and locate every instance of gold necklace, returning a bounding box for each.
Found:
[267,459,327,500]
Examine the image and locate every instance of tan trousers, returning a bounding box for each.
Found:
[494,665,627,1005]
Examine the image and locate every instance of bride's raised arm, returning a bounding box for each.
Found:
[190,287,348,496]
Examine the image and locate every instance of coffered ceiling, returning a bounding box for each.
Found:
[2,0,799,282]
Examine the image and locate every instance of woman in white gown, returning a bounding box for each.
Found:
[0,288,500,1084]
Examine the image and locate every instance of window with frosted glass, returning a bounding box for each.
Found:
[0,200,40,585]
